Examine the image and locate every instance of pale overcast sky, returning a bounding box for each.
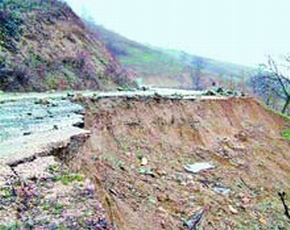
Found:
[65,0,289,67]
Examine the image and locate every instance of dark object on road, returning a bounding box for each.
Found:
[73,122,85,129]
[23,132,31,136]
[278,191,290,219]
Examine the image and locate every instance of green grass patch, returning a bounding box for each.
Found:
[281,129,290,140]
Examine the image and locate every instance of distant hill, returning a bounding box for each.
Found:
[91,24,254,89]
[0,0,134,92]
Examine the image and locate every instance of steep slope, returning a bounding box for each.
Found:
[91,24,254,89]
[70,96,290,230]
[0,0,134,92]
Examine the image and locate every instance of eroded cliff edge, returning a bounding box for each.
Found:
[71,96,289,230]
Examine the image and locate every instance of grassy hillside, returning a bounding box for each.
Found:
[0,0,134,92]
[92,24,254,89]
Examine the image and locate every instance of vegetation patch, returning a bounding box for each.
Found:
[280,129,290,140]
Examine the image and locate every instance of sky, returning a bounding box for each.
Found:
[65,0,290,67]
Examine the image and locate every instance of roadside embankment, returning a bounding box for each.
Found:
[71,96,290,230]
[0,91,289,229]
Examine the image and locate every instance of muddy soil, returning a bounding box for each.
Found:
[70,96,290,230]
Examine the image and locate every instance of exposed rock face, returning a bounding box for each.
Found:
[0,0,134,92]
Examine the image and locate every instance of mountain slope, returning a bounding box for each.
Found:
[92,24,254,89]
[0,0,133,92]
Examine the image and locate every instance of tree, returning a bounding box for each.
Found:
[250,56,290,114]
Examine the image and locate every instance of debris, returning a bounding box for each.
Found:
[203,90,217,96]
[202,87,244,97]
[148,196,157,205]
[139,167,155,177]
[241,196,251,205]
[259,218,267,225]
[140,157,148,166]
[184,206,209,230]
[156,168,167,176]
[125,152,132,157]
[73,121,85,129]
[213,185,231,195]
[234,131,248,142]
[278,191,290,219]
[23,132,32,136]
[34,99,50,105]
[228,205,238,214]
[14,156,59,180]
[184,162,215,174]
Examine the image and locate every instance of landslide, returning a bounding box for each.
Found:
[0,0,133,92]
[70,96,289,229]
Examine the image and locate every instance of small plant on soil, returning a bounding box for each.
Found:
[280,129,290,140]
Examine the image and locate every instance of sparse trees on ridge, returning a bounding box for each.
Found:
[250,56,290,114]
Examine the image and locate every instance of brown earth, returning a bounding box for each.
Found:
[66,97,289,230]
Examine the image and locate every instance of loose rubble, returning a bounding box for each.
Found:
[0,157,114,229]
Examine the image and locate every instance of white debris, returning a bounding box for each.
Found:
[213,186,231,195]
[184,162,215,173]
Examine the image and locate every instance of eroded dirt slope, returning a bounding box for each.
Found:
[71,97,290,230]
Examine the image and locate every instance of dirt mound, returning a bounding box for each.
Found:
[69,97,289,229]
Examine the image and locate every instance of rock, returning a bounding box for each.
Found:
[228,205,238,214]
[259,218,267,225]
[139,167,155,177]
[184,207,207,230]
[157,206,167,214]
[23,132,32,136]
[35,99,50,105]
[234,131,248,142]
[140,157,148,166]
[14,156,60,180]
[0,163,15,187]
[241,196,251,205]
[213,185,231,195]
[73,122,85,129]
[203,90,217,96]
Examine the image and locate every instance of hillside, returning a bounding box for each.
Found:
[0,0,134,92]
[91,24,254,89]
